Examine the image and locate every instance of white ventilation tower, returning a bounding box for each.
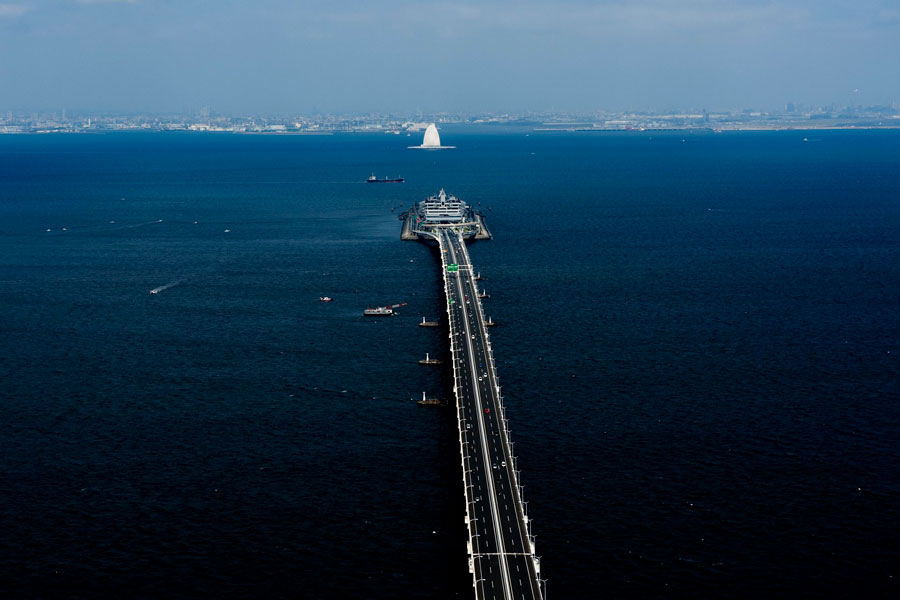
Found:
[422,123,441,147]
[409,123,455,149]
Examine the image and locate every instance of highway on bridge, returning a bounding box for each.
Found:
[439,229,543,600]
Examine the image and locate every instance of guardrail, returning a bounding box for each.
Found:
[454,238,541,573]
[424,231,481,587]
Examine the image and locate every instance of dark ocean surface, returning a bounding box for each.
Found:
[1,130,898,599]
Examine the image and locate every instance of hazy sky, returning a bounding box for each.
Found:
[1,0,898,114]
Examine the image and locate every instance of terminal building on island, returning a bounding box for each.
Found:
[400,188,491,240]
[420,188,468,223]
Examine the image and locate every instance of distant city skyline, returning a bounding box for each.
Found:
[5,102,899,136]
[1,1,899,114]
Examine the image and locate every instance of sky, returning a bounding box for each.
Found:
[1,0,899,114]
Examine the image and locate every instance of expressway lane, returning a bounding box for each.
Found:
[439,229,543,600]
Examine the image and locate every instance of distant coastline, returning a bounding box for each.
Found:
[4,116,900,136]
[533,124,900,133]
[3,107,899,135]
[5,125,900,136]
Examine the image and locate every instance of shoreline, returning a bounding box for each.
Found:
[3,124,900,135]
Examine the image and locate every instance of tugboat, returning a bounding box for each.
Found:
[364,302,407,316]
[417,391,441,406]
[367,173,405,183]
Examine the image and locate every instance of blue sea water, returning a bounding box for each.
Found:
[1,130,898,599]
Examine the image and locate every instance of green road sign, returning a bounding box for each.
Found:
[447,263,459,272]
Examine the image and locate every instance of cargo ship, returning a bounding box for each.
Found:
[367,174,404,183]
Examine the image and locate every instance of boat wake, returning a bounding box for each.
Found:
[123,219,164,229]
[149,278,185,295]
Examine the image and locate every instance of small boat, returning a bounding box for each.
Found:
[367,173,404,183]
[364,302,407,316]
[149,289,159,295]
[319,296,333,302]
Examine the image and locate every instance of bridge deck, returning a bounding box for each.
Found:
[430,229,544,600]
